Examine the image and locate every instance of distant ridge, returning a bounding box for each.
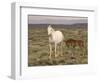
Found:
[28,23,87,29]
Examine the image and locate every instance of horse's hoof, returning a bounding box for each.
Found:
[60,55,63,57]
[49,56,51,59]
[55,55,58,58]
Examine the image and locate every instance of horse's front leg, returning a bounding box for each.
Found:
[49,43,52,59]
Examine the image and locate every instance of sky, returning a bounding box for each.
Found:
[28,15,88,25]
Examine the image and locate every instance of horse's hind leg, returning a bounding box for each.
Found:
[60,42,63,56]
[55,43,58,58]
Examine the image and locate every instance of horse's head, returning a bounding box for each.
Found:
[47,25,55,35]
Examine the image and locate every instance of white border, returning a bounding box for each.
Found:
[11,2,97,80]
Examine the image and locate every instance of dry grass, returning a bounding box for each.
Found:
[28,24,88,66]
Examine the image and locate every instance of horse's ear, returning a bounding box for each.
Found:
[49,25,52,28]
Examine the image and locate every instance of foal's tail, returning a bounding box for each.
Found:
[63,40,66,42]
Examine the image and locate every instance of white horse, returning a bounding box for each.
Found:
[47,25,64,59]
